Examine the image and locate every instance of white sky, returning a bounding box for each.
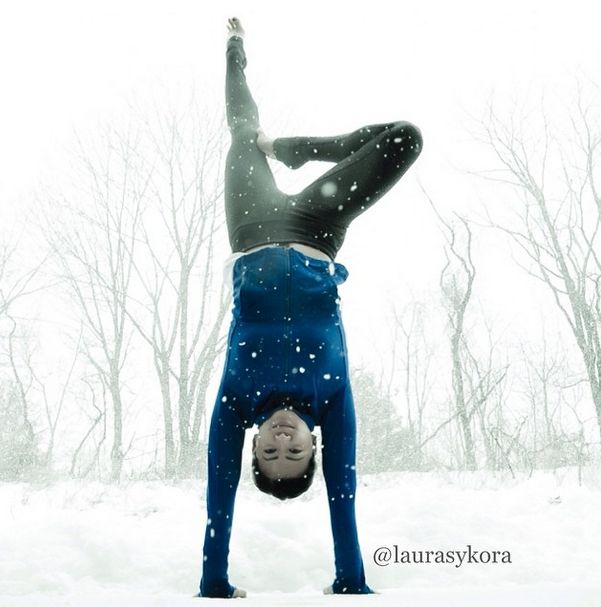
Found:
[2,0,601,368]
[2,0,598,194]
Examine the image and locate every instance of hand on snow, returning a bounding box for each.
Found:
[227,17,245,39]
[322,584,379,595]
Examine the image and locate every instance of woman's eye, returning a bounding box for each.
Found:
[264,448,276,454]
[289,448,302,454]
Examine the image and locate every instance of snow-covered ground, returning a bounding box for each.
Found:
[1,467,600,606]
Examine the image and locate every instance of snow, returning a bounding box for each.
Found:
[1,467,600,606]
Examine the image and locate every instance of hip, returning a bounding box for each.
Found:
[231,246,349,322]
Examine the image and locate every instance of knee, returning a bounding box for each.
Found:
[229,122,257,140]
[387,121,423,156]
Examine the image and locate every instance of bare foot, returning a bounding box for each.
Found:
[256,128,275,158]
[227,17,245,38]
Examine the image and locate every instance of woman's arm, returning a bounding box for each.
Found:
[199,397,246,598]
[320,384,374,594]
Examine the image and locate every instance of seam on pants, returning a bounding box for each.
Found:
[285,249,291,386]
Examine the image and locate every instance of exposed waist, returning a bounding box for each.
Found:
[243,242,332,262]
[228,218,343,261]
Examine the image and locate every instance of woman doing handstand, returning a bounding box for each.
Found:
[199,17,422,599]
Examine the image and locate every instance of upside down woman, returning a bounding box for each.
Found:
[198,17,422,598]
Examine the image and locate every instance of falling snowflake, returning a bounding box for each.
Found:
[320,181,337,197]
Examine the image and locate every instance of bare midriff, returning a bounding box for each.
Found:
[243,242,333,262]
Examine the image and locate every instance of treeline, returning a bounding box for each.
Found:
[1,86,601,482]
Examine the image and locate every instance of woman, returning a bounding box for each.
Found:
[199,17,422,599]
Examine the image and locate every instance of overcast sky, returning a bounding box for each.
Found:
[2,0,601,368]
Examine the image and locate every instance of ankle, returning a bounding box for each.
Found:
[227,29,245,40]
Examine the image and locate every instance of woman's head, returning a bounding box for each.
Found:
[252,407,317,500]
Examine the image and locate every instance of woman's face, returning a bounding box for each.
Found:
[252,408,315,480]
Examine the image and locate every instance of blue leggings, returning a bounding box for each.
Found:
[224,35,423,259]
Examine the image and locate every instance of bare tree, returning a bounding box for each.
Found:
[518,331,595,474]
[0,238,47,316]
[28,329,81,469]
[70,374,108,478]
[37,89,245,480]
[462,318,509,471]
[431,205,478,469]
[519,333,565,468]
[420,189,511,470]
[0,235,49,479]
[41,122,147,481]
[380,300,436,470]
[477,86,601,442]
[123,99,230,478]
[352,365,409,473]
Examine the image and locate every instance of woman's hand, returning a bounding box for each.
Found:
[227,17,245,38]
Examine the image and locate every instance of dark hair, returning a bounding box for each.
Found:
[251,449,317,500]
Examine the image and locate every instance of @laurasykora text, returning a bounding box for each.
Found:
[373,544,512,568]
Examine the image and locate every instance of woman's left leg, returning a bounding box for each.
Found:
[272,123,397,170]
[225,36,286,236]
[287,121,422,227]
